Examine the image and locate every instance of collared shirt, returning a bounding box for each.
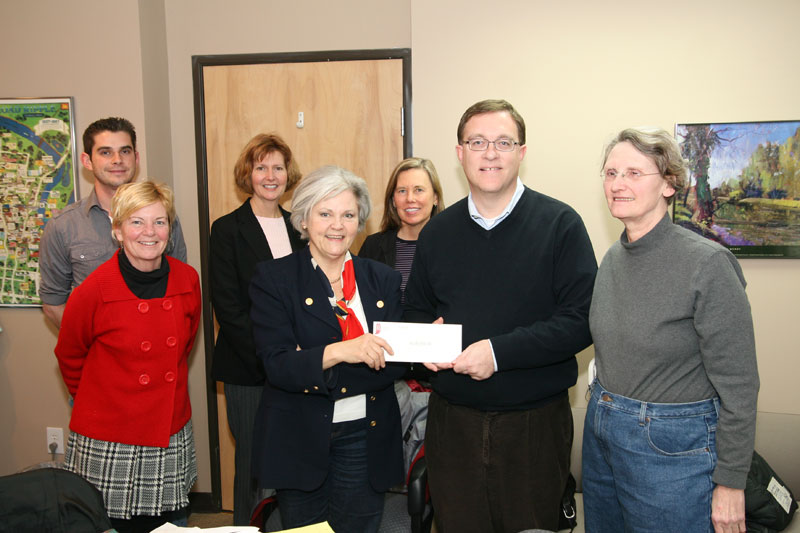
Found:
[38,188,188,306]
[467,177,525,371]
[467,177,525,230]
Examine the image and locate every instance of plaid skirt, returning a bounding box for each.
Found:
[64,420,197,519]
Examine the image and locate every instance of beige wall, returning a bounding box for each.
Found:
[411,0,800,490]
[2,0,797,497]
[0,0,150,474]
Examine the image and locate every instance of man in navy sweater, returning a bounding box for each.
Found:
[404,99,597,532]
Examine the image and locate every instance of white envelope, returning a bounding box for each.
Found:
[373,321,462,363]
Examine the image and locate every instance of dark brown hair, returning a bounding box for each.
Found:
[457,99,526,146]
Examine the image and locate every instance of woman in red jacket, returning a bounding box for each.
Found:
[55,181,201,533]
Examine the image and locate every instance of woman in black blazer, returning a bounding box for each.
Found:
[209,133,305,525]
[358,157,443,302]
[249,166,406,533]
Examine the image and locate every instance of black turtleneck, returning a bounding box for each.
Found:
[117,249,170,299]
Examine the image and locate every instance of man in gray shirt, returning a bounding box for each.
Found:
[39,117,187,328]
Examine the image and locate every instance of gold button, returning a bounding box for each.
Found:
[305,298,313,306]
[313,385,319,390]
[376,300,384,308]
[340,387,347,394]
[370,420,377,427]
[303,389,309,394]
[369,395,376,401]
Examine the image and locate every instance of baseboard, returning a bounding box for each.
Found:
[189,491,219,513]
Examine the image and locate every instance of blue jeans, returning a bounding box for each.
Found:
[276,420,384,533]
[582,381,718,533]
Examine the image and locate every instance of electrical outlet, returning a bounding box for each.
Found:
[46,427,64,455]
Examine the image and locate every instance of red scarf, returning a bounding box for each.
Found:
[334,258,364,340]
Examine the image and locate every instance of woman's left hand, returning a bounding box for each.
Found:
[711,485,746,533]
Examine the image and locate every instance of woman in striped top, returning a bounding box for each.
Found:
[358,157,444,302]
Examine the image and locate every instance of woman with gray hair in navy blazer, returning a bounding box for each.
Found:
[249,166,406,532]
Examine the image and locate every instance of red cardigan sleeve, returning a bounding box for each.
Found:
[55,276,102,397]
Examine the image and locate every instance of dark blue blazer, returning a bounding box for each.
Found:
[249,246,405,491]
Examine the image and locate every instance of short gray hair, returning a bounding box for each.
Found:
[291,165,372,238]
[602,127,688,205]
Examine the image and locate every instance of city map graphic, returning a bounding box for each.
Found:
[0,98,77,306]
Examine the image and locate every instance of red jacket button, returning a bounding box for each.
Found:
[164,371,176,383]
[162,299,173,310]
[138,302,149,313]
[166,336,177,347]
[140,341,152,352]
[138,374,151,385]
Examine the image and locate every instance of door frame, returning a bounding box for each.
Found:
[191,48,412,510]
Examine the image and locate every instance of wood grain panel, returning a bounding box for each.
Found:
[204,59,404,234]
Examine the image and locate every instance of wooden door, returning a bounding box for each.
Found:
[195,51,409,510]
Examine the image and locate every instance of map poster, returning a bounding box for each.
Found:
[0,97,78,306]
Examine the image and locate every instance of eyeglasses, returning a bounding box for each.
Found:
[601,168,661,182]
[462,138,520,152]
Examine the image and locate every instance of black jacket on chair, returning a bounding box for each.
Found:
[209,200,305,385]
[249,247,406,492]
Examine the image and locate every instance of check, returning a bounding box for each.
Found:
[373,321,462,363]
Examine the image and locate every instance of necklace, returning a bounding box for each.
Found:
[328,275,341,284]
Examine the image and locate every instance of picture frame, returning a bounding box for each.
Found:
[0,97,78,306]
[674,120,800,258]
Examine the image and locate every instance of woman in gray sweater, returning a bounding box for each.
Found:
[583,127,759,533]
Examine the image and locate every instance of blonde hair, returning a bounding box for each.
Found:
[111,181,175,243]
[380,157,444,232]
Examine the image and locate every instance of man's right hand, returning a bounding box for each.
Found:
[42,303,65,329]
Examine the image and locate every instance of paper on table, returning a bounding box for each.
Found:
[149,523,261,532]
[149,520,333,532]
[278,522,335,532]
[374,321,461,363]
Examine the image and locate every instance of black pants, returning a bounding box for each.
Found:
[224,383,263,525]
[425,392,573,533]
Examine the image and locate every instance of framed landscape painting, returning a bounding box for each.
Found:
[674,120,800,258]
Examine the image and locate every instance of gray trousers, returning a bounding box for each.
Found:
[224,383,263,526]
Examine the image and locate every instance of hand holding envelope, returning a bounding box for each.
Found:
[373,320,462,364]
[451,338,495,380]
[322,333,393,371]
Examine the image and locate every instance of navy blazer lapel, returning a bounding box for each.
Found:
[352,257,390,334]
[296,247,340,334]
